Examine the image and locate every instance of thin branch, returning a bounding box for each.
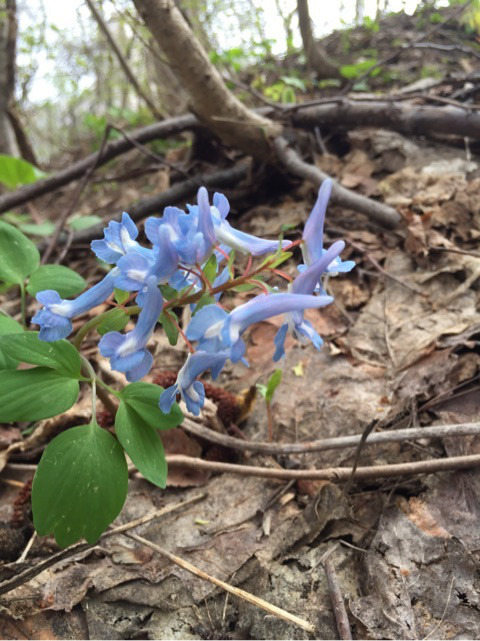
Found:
[165,452,480,481]
[126,532,316,633]
[182,418,480,456]
[0,114,197,214]
[273,136,401,229]
[324,557,352,640]
[0,493,206,597]
[41,125,111,264]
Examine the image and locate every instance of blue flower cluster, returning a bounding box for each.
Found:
[33,181,354,416]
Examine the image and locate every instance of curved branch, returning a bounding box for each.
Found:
[274,137,400,229]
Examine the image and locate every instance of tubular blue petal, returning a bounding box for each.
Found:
[302,179,332,265]
[213,192,230,219]
[33,269,118,342]
[215,219,289,256]
[99,277,162,379]
[273,323,289,361]
[197,187,216,250]
[292,241,345,296]
[159,384,179,414]
[186,305,228,352]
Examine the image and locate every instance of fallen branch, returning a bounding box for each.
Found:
[274,136,400,229]
[182,418,480,456]
[291,98,480,141]
[324,557,352,640]
[165,452,480,481]
[0,492,205,597]
[0,114,197,214]
[126,532,316,633]
[68,162,250,245]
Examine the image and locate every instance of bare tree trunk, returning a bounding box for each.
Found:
[0,0,18,156]
[85,0,164,119]
[132,0,280,159]
[297,0,341,79]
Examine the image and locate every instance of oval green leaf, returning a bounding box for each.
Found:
[0,314,24,370]
[0,154,46,189]
[0,368,79,422]
[97,308,130,336]
[27,265,86,298]
[32,422,128,547]
[0,221,40,284]
[119,382,183,430]
[115,400,168,488]
[0,332,82,378]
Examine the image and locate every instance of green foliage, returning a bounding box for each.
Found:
[0,155,46,190]
[27,265,86,298]
[0,332,82,377]
[0,314,24,370]
[340,58,380,80]
[0,221,40,286]
[203,254,218,284]
[159,310,179,346]
[363,16,380,32]
[32,422,128,546]
[256,368,282,404]
[0,368,79,422]
[19,222,56,237]
[114,288,130,305]
[68,215,103,231]
[115,382,183,488]
[96,308,130,336]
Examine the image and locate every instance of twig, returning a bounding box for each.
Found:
[0,493,205,597]
[126,532,316,633]
[0,114,197,214]
[343,419,378,494]
[406,41,480,59]
[347,240,427,297]
[324,557,352,640]
[15,532,36,564]
[108,122,196,182]
[273,136,400,229]
[181,417,480,456]
[64,162,250,246]
[41,126,112,264]
[165,452,480,481]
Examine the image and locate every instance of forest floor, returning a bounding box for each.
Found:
[1,5,480,640]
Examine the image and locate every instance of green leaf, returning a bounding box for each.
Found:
[227,250,236,277]
[340,58,378,80]
[159,284,179,301]
[193,293,215,315]
[258,250,292,271]
[0,314,24,370]
[114,288,129,305]
[27,264,86,298]
[0,154,46,190]
[19,221,56,237]
[159,310,179,346]
[0,221,40,284]
[256,383,267,398]
[0,368,79,421]
[203,254,217,284]
[265,368,282,403]
[0,332,82,378]
[119,382,183,430]
[116,381,183,487]
[32,422,128,547]
[68,215,103,231]
[96,308,130,336]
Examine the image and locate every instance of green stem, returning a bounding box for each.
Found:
[95,377,121,399]
[19,283,27,329]
[80,355,97,424]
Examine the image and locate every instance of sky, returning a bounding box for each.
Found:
[20,0,422,104]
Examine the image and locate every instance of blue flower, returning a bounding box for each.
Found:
[186,292,334,363]
[273,241,345,361]
[145,187,215,266]
[32,268,119,341]
[159,350,229,416]
[301,180,355,276]
[90,212,145,264]
[99,276,163,381]
[114,226,178,304]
